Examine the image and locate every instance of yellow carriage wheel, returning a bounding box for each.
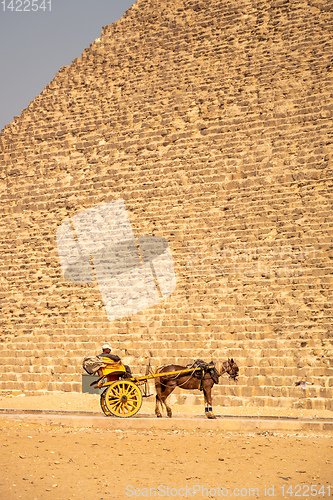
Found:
[100,389,111,417]
[104,380,142,418]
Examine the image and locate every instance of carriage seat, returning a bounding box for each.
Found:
[98,358,127,381]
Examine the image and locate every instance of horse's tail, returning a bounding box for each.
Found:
[154,366,170,417]
[154,365,167,395]
[154,368,163,404]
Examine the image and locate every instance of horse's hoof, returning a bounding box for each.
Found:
[206,412,217,419]
[156,414,162,418]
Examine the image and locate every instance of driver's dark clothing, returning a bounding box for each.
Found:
[97,352,120,362]
[98,351,132,377]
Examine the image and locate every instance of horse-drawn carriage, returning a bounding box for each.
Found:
[85,356,239,419]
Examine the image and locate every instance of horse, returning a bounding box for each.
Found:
[154,359,239,419]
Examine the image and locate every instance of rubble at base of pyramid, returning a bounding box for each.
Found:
[0,0,332,409]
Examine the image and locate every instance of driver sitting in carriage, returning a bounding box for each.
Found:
[97,343,133,383]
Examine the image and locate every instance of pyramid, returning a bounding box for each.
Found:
[0,0,332,409]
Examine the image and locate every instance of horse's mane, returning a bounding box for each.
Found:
[214,361,223,377]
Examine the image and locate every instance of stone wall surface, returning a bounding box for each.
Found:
[0,0,332,409]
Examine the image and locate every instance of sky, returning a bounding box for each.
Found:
[0,0,135,132]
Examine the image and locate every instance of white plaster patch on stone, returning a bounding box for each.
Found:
[56,199,176,322]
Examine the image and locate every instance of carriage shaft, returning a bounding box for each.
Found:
[129,367,199,383]
[98,367,200,389]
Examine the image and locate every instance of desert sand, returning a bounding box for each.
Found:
[0,393,332,500]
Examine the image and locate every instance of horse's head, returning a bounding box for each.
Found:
[215,359,239,382]
[225,358,239,382]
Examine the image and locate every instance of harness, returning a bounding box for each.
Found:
[186,359,220,390]
[157,360,220,391]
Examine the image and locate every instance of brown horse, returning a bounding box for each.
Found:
[154,359,239,419]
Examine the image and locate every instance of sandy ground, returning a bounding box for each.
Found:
[1,391,333,418]
[0,393,332,500]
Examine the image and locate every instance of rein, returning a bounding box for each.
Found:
[157,366,200,387]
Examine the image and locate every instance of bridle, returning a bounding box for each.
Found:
[217,359,238,381]
[227,359,238,380]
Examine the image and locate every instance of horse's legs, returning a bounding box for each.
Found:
[203,384,216,419]
[155,380,163,418]
[163,393,173,418]
[155,395,163,418]
[159,383,176,418]
[155,379,175,418]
